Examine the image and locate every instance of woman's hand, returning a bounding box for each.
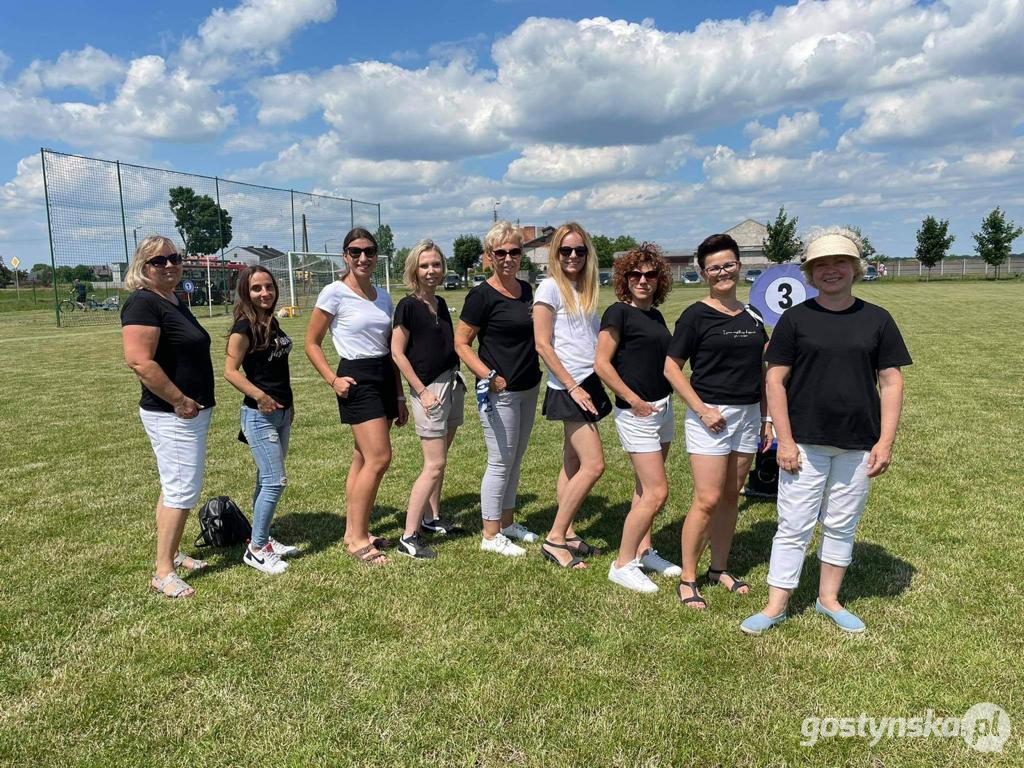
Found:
[489,375,508,394]
[332,376,358,398]
[700,407,726,433]
[866,441,892,478]
[256,393,283,414]
[760,421,775,451]
[396,400,409,427]
[777,439,801,473]
[418,388,441,412]
[173,395,202,419]
[570,385,598,416]
[630,399,658,418]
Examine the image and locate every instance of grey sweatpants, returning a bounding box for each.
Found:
[478,385,539,520]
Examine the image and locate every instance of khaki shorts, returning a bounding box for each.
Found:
[409,368,466,438]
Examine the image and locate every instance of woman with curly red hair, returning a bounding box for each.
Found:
[595,244,680,593]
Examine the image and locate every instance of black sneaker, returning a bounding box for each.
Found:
[421,517,465,536]
[397,533,437,560]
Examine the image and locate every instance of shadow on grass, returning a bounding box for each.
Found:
[788,541,917,615]
[518,494,630,552]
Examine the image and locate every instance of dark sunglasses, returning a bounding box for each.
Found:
[146,253,182,267]
[558,246,588,258]
[346,246,378,258]
[626,269,659,282]
[492,248,522,259]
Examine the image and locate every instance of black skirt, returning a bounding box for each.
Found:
[542,372,612,423]
[336,355,399,425]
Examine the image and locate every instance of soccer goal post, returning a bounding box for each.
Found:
[264,251,392,315]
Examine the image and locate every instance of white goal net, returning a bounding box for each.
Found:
[262,251,392,313]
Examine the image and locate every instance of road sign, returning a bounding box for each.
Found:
[748,263,818,327]
[9,257,20,269]
[182,280,196,294]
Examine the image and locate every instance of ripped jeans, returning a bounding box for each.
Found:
[240,405,292,548]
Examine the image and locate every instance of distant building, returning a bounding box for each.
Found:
[522,225,556,272]
[222,245,287,266]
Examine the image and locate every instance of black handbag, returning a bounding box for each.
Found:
[194,496,252,548]
[744,441,779,499]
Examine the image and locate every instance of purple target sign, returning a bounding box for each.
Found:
[748,263,818,327]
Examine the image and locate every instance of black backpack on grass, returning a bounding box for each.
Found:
[744,442,779,500]
[195,496,251,548]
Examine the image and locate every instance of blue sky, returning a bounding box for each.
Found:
[2,0,1023,267]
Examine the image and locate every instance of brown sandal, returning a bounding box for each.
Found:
[149,572,195,598]
[347,544,388,566]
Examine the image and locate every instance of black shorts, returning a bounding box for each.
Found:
[542,372,612,423]
[336,355,399,425]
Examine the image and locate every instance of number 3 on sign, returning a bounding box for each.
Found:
[768,277,803,313]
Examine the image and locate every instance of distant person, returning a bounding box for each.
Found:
[74,278,87,308]
[595,243,681,593]
[224,266,299,576]
[121,235,214,598]
[455,220,542,557]
[532,223,611,570]
[741,227,911,635]
[665,234,771,609]
[305,227,407,567]
[391,239,466,560]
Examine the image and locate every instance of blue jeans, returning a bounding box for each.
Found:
[240,406,292,548]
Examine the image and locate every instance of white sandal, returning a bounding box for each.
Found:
[173,552,208,571]
[149,572,195,598]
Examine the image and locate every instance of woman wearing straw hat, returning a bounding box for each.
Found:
[741,227,912,635]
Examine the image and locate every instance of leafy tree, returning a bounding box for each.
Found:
[374,224,395,257]
[452,234,483,276]
[168,186,233,257]
[394,246,411,266]
[0,263,10,288]
[973,207,1023,279]
[845,225,877,263]
[31,263,53,286]
[914,216,955,280]
[592,234,638,268]
[55,265,76,284]
[72,264,96,281]
[763,206,802,264]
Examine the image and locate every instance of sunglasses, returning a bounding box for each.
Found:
[703,261,740,275]
[146,253,182,267]
[346,246,378,258]
[492,248,522,259]
[626,269,660,282]
[558,246,588,258]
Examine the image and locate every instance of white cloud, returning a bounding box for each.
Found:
[18,46,125,94]
[505,137,696,185]
[745,111,827,154]
[820,192,884,208]
[0,154,45,211]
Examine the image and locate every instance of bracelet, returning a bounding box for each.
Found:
[330,376,338,387]
[761,416,773,424]
[416,387,426,396]
[567,383,582,394]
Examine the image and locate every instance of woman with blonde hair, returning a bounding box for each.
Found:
[391,239,466,559]
[533,223,611,569]
[455,220,542,557]
[121,235,214,598]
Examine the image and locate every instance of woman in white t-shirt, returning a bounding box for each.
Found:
[533,223,612,569]
[305,227,408,566]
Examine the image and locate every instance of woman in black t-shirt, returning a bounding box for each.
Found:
[391,240,466,560]
[455,220,542,557]
[595,244,681,594]
[225,266,298,576]
[665,234,772,609]
[121,235,215,599]
[741,227,911,636]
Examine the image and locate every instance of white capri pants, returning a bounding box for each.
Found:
[139,407,212,509]
[766,443,871,590]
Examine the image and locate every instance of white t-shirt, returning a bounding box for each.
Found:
[315,280,393,359]
[534,278,599,390]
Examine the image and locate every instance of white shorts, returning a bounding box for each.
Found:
[409,368,466,438]
[139,407,212,509]
[684,402,760,456]
[613,395,674,453]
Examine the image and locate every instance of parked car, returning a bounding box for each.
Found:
[680,271,701,284]
[744,269,763,284]
[443,272,462,289]
[863,265,880,281]
[471,274,487,287]
[599,272,611,286]
[535,273,549,285]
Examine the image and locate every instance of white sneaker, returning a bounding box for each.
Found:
[268,537,299,557]
[608,559,659,593]
[480,533,526,557]
[639,548,682,577]
[243,543,288,575]
[500,522,539,543]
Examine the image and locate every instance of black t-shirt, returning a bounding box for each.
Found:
[668,301,768,405]
[120,289,216,412]
[229,317,293,409]
[765,298,912,451]
[394,294,458,386]
[460,280,541,392]
[600,302,672,408]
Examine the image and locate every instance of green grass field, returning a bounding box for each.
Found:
[1,281,1021,766]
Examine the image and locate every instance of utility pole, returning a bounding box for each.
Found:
[493,199,501,222]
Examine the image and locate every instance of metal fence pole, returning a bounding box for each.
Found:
[41,149,60,327]
[215,177,223,317]
[350,199,354,231]
[116,161,130,266]
[291,190,297,253]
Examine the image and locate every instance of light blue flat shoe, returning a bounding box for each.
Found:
[740,611,787,636]
[815,599,866,633]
